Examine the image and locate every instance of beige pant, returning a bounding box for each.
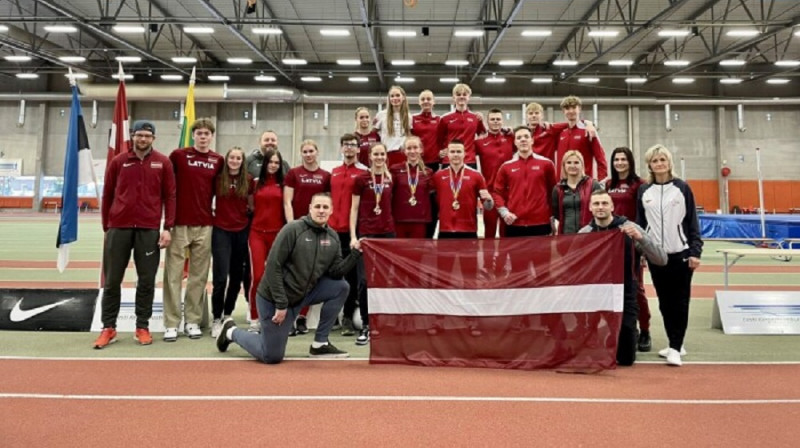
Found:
[163,225,212,328]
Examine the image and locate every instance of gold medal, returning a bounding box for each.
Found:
[452,200,460,210]
[374,206,382,215]
[409,197,417,206]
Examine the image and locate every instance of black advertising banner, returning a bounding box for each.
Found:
[0,289,98,331]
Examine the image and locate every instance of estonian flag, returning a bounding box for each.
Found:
[57,81,96,272]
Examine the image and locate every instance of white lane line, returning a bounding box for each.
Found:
[1,356,800,365]
[1,393,799,404]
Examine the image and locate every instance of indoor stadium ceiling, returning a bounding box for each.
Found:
[1,0,799,97]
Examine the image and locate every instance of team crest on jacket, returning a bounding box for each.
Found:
[150,162,163,169]
[320,238,331,246]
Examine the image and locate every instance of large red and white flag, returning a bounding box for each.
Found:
[107,62,130,166]
[361,231,625,371]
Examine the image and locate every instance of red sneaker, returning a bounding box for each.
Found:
[135,328,153,345]
[93,327,117,349]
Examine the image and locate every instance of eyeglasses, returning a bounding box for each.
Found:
[342,142,359,148]
[133,133,154,139]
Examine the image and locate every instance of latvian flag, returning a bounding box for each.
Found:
[361,231,625,371]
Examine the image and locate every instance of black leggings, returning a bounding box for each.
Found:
[648,252,694,351]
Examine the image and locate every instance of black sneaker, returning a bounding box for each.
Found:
[296,316,309,334]
[637,330,652,352]
[340,317,356,336]
[309,342,349,358]
[355,326,370,345]
[216,318,237,353]
[288,325,298,337]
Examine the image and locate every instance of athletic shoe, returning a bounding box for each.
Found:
[309,342,349,358]
[134,328,153,345]
[248,320,261,333]
[93,327,117,349]
[216,318,237,353]
[340,317,356,336]
[355,326,370,345]
[289,325,298,337]
[637,330,652,352]
[296,316,309,334]
[665,348,683,367]
[163,327,178,342]
[211,319,223,338]
[658,346,686,358]
[184,323,202,339]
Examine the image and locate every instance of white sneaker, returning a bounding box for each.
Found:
[184,323,202,339]
[658,346,687,358]
[163,327,178,342]
[211,319,223,338]
[666,348,683,367]
[248,320,261,333]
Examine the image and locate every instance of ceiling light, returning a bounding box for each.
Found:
[664,60,690,66]
[454,30,484,37]
[531,77,552,83]
[161,74,183,81]
[578,77,600,83]
[208,75,230,81]
[254,75,276,81]
[552,60,578,66]
[719,59,746,66]
[774,60,800,67]
[227,57,253,64]
[183,26,214,34]
[282,58,307,65]
[115,56,142,63]
[521,30,552,37]
[64,73,89,79]
[440,77,460,83]
[5,55,32,62]
[387,30,416,37]
[726,29,759,37]
[320,29,350,37]
[672,77,695,84]
[44,25,78,33]
[112,73,134,80]
[719,78,743,84]
[172,56,197,63]
[486,77,506,83]
[608,59,633,66]
[588,30,619,38]
[58,56,86,63]
[394,76,415,83]
[498,60,523,66]
[301,76,322,82]
[112,25,145,33]
[445,60,469,66]
[658,29,690,37]
[251,28,283,35]
[337,59,361,66]
[391,59,415,66]
[16,73,39,79]
[625,77,647,84]
[766,78,790,84]
[348,77,369,82]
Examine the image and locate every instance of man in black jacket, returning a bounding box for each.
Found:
[216,193,362,363]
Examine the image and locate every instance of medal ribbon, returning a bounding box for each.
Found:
[449,165,463,202]
[371,171,385,205]
[407,163,419,197]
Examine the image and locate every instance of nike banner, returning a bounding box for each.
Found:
[360,232,625,371]
[0,289,98,331]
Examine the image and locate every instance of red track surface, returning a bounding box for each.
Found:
[1,359,798,446]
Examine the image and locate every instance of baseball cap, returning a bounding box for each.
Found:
[131,120,156,135]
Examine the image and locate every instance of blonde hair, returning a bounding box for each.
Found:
[418,89,434,100]
[560,95,582,109]
[452,83,472,96]
[526,102,544,114]
[643,144,676,183]
[385,86,410,137]
[354,107,371,131]
[402,136,426,170]
[300,139,319,152]
[560,150,585,180]
[369,143,393,182]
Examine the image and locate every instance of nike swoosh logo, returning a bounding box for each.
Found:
[9,298,75,322]
[186,155,195,159]
[123,162,135,167]
[146,251,156,256]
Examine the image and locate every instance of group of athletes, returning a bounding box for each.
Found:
[94,82,703,367]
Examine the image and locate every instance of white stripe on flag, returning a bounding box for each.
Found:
[77,144,95,186]
[369,284,623,316]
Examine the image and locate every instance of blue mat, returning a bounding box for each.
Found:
[699,214,800,242]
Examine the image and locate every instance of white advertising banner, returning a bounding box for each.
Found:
[712,290,800,334]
